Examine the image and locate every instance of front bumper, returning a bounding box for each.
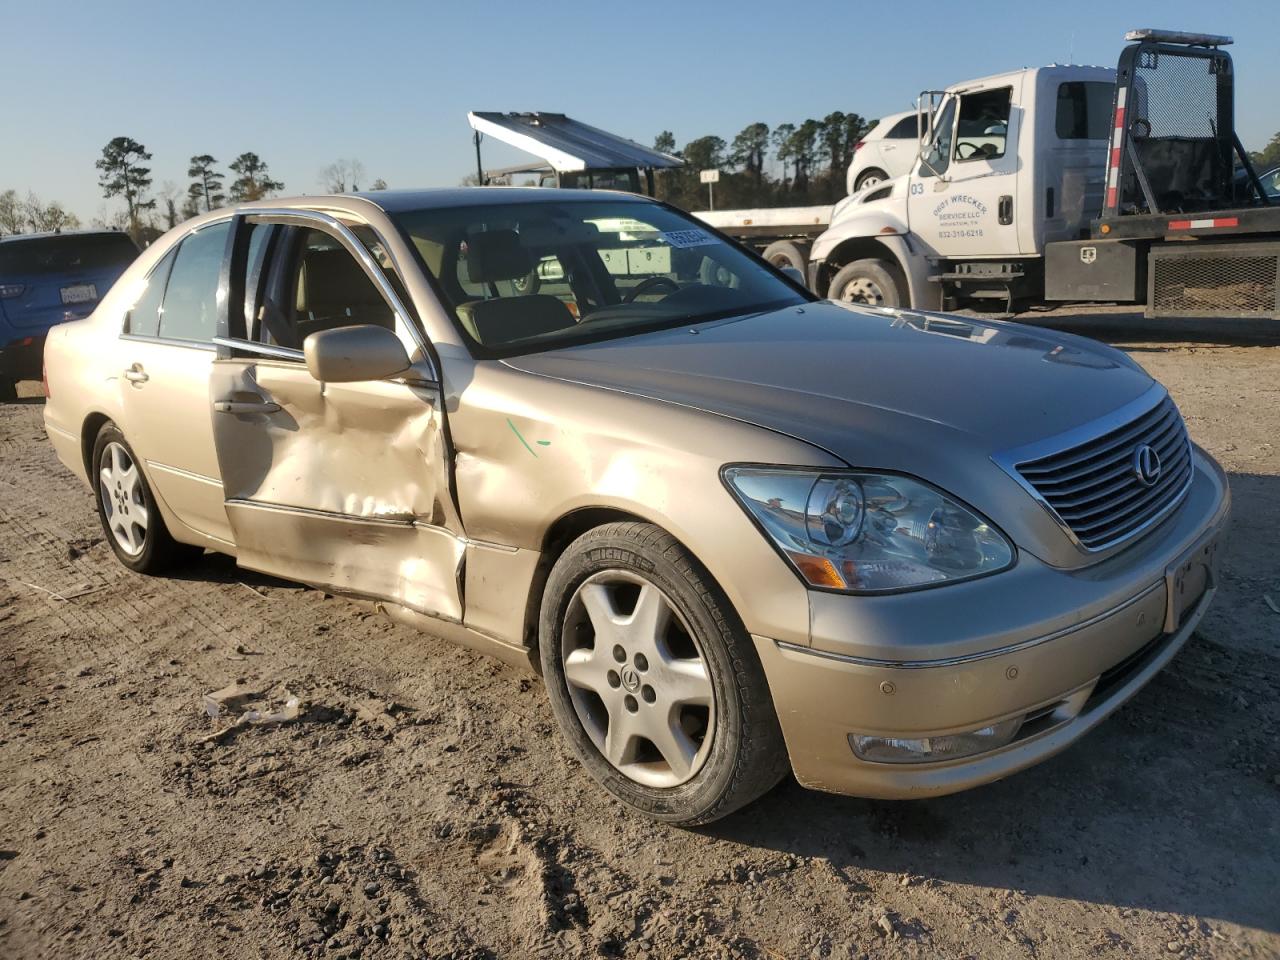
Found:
[754,447,1230,799]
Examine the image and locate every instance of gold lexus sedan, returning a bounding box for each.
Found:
[42,190,1229,824]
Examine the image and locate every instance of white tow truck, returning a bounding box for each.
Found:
[809,29,1279,319]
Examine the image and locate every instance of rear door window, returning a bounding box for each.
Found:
[887,116,919,139]
[157,221,231,343]
[1055,81,1114,140]
[125,248,177,337]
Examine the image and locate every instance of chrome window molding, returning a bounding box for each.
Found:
[239,207,437,382]
[119,333,217,352]
[211,337,304,362]
[992,383,1194,553]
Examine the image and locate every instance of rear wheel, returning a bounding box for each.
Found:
[760,240,809,274]
[92,423,200,574]
[854,168,889,192]
[827,258,905,308]
[0,380,17,402]
[539,522,790,824]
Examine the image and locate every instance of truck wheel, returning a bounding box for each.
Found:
[854,168,889,192]
[760,241,808,274]
[539,521,790,825]
[827,259,905,308]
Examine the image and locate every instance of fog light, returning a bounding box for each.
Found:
[849,716,1023,764]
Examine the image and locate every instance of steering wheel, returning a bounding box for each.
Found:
[956,141,983,159]
[622,276,680,303]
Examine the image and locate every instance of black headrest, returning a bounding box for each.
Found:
[465,230,531,283]
[457,295,573,345]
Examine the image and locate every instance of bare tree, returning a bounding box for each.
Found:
[156,181,182,229]
[21,192,81,232]
[370,178,388,190]
[320,158,366,193]
[0,189,23,235]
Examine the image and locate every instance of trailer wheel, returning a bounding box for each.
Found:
[760,240,808,274]
[827,259,904,308]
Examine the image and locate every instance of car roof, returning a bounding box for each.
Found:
[235,187,652,218]
[0,229,133,245]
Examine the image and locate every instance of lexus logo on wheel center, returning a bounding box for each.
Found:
[620,667,641,692]
[1132,443,1162,487]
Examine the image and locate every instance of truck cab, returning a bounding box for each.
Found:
[810,64,1116,310]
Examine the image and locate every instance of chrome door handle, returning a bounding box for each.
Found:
[213,400,281,415]
[124,367,149,383]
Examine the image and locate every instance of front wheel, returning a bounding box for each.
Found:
[827,258,905,308]
[92,422,201,574]
[539,522,790,825]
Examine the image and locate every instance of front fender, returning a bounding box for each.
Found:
[810,208,910,264]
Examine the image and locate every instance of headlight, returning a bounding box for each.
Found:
[722,467,1014,592]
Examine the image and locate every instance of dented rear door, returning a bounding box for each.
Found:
[208,211,465,621]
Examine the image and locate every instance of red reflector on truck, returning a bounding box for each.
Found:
[1168,217,1239,230]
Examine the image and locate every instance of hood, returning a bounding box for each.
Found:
[505,302,1158,566]
[831,174,909,224]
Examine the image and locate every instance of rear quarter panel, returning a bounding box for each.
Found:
[41,236,171,487]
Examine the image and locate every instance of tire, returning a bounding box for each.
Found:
[854,168,888,192]
[827,258,905,308]
[0,379,17,402]
[538,522,790,825]
[512,267,541,296]
[760,240,809,274]
[92,422,201,574]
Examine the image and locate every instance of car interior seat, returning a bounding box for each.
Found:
[455,229,574,345]
[295,247,394,341]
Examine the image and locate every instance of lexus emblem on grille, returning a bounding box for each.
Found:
[1133,444,1162,487]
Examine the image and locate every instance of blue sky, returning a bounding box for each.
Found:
[3,0,1277,223]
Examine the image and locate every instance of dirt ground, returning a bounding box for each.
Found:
[1,307,1278,960]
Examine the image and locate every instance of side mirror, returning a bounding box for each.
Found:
[303,324,411,383]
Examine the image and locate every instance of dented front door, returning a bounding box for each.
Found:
[209,359,465,621]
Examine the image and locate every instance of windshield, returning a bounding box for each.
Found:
[390,198,808,357]
[0,233,138,277]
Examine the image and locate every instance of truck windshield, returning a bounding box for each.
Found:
[391,198,808,357]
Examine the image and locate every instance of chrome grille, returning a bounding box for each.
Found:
[1016,397,1192,550]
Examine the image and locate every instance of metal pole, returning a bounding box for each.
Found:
[708,181,714,211]
[474,131,484,186]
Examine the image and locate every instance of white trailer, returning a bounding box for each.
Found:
[694,205,833,274]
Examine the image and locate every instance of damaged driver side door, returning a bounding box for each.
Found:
[208,212,465,621]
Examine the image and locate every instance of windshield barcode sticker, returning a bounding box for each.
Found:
[660,229,716,249]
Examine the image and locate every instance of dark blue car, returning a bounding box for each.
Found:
[0,230,138,400]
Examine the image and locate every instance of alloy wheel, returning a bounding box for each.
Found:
[560,571,716,788]
[99,441,148,556]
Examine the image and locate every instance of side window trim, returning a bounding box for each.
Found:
[131,217,236,350]
[239,209,436,381]
[952,86,1013,166]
